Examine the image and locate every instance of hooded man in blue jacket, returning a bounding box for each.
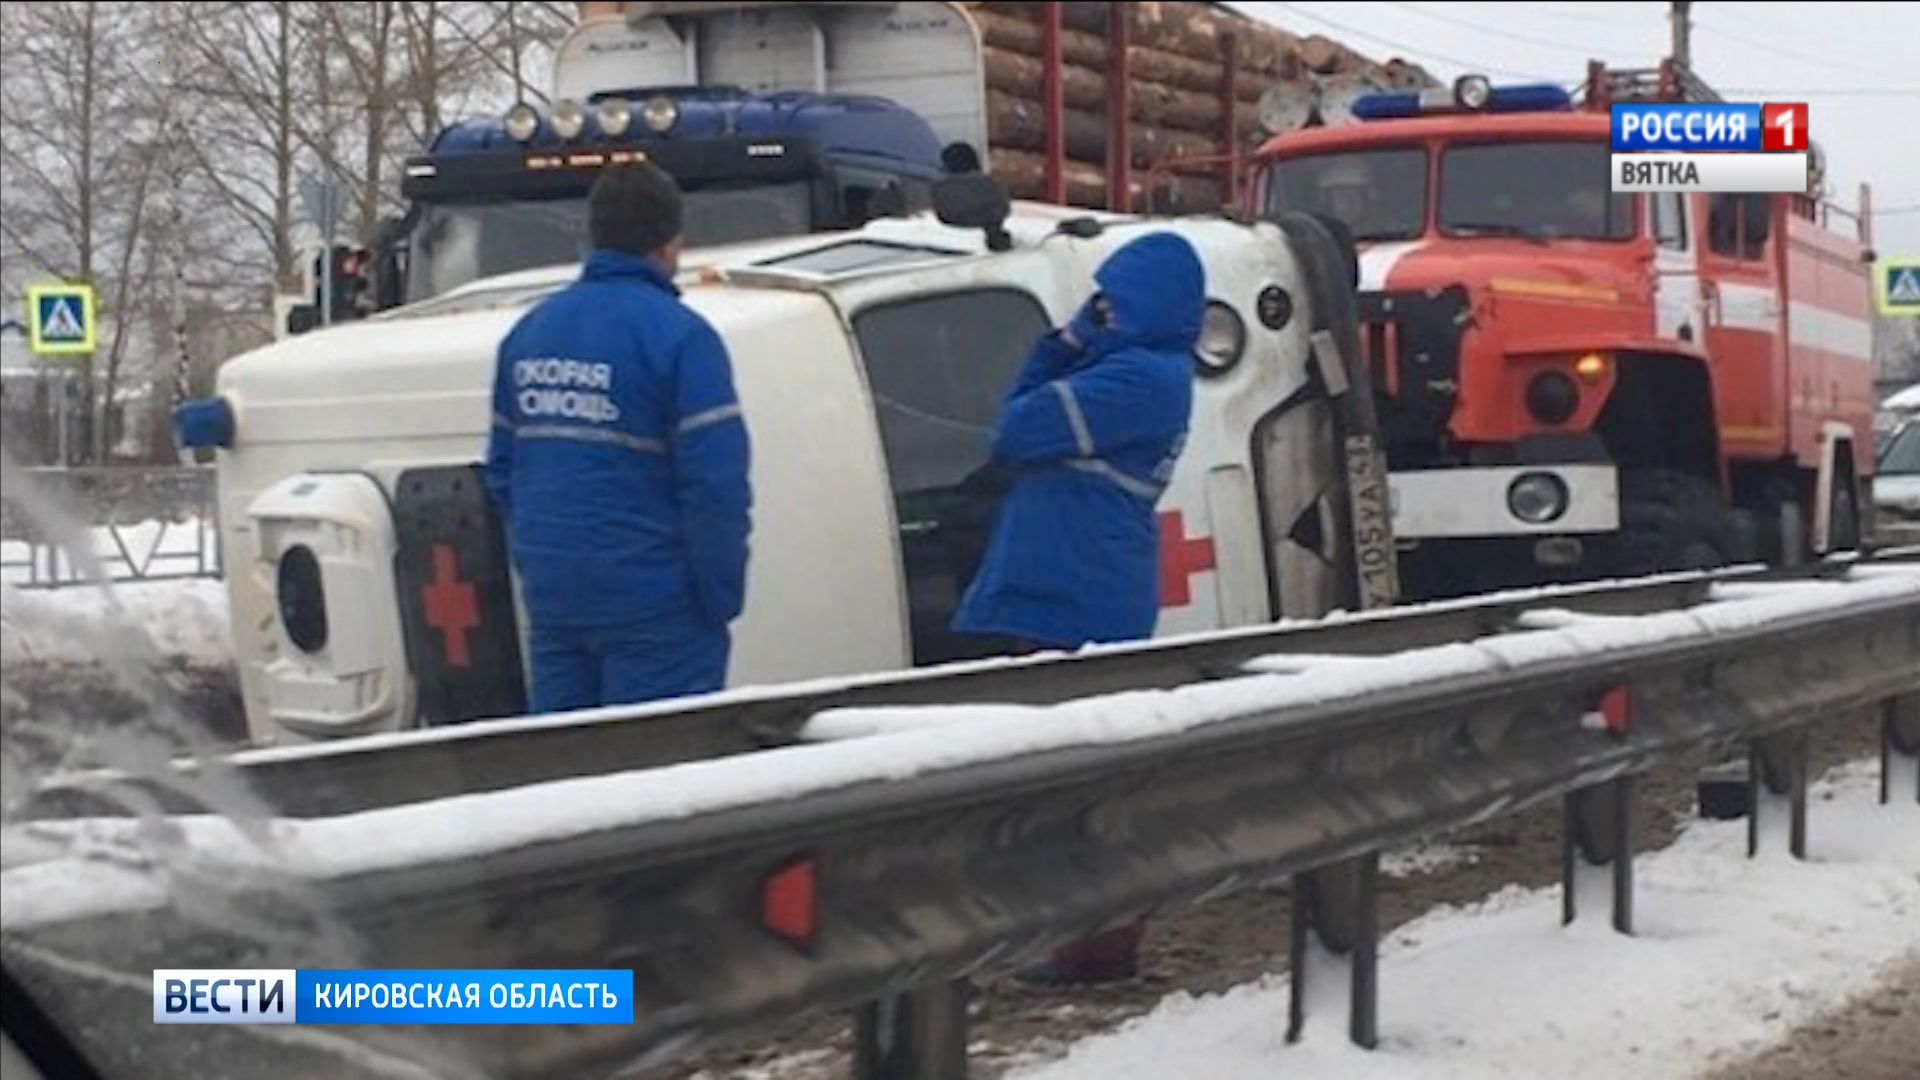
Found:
[486,164,751,713]
[953,232,1204,984]
[954,231,1203,649]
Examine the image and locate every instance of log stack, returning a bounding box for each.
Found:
[965,1,1437,210]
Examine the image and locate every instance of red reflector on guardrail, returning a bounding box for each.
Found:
[1599,685,1632,734]
[762,857,818,948]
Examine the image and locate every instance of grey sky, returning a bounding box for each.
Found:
[1230,1,1920,259]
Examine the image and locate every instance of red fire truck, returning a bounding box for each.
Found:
[1248,64,1875,596]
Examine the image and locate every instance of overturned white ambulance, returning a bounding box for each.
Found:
[183,194,1387,745]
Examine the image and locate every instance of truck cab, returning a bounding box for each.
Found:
[388,1,986,305]
[188,201,1369,744]
[1252,73,1875,596]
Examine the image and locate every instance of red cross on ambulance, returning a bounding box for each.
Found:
[1158,509,1216,608]
[422,543,481,668]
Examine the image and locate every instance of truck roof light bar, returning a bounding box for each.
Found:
[1352,81,1573,121]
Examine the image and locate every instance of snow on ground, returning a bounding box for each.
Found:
[0,516,229,667]
[1008,759,1920,1080]
[0,576,233,668]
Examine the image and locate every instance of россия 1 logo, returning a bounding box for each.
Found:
[1609,102,1811,194]
[1610,103,1808,152]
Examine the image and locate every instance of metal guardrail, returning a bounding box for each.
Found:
[24,556,1873,821]
[0,466,220,588]
[5,556,1917,1078]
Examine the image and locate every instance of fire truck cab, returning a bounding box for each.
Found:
[1254,74,1875,595]
[183,199,1379,744]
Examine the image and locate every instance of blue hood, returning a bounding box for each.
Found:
[1074,233,1206,356]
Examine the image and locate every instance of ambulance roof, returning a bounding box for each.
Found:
[388,202,1136,319]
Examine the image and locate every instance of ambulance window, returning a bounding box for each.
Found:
[1708,193,1770,260]
[853,287,1051,494]
[854,287,1051,665]
[1652,192,1687,250]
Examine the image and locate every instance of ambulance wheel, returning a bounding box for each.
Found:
[1275,211,1372,427]
[1605,469,1740,574]
[1308,212,1360,288]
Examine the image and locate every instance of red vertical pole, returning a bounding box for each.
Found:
[1106,3,1132,211]
[1042,2,1066,205]
[1219,30,1240,208]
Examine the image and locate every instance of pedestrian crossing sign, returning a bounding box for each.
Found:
[1880,257,1920,316]
[27,283,95,355]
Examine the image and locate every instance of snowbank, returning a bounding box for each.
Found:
[0,577,233,668]
[1009,760,1920,1080]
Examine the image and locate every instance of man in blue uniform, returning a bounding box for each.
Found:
[954,232,1205,982]
[955,231,1202,649]
[486,164,751,712]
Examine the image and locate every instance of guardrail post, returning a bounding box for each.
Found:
[1285,851,1381,1049]
[853,979,970,1080]
[1562,775,1636,934]
[1747,730,1809,859]
[1884,693,1920,806]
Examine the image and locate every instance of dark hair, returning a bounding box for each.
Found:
[589,162,684,256]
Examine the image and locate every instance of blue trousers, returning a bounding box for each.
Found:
[527,619,729,714]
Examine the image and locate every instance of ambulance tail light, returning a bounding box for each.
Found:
[277,544,329,654]
[174,396,236,449]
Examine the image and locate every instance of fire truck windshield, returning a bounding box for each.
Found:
[406,181,815,301]
[1264,148,1426,241]
[1440,141,1631,241]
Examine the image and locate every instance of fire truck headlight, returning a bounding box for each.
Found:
[1574,352,1609,385]
[551,98,587,139]
[1454,74,1493,110]
[504,102,540,142]
[276,544,329,654]
[1195,301,1247,376]
[1508,472,1570,525]
[597,98,633,138]
[642,94,679,134]
[1526,370,1581,425]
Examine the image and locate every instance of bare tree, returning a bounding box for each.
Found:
[166,1,316,294]
[2,0,585,465]
[0,1,169,462]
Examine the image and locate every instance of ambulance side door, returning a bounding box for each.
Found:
[832,250,1086,665]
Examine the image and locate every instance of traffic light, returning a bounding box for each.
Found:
[311,245,370,323]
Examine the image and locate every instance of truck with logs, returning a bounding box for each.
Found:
[280,0,1428,323]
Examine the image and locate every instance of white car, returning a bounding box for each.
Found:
[1875,419,1920,545]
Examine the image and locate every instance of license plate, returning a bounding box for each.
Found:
[1345,435,1400,610]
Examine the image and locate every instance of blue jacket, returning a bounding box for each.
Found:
[952,233,1203,647]
[486,249,751,630]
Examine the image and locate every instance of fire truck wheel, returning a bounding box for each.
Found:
[1607,469,1739,574]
